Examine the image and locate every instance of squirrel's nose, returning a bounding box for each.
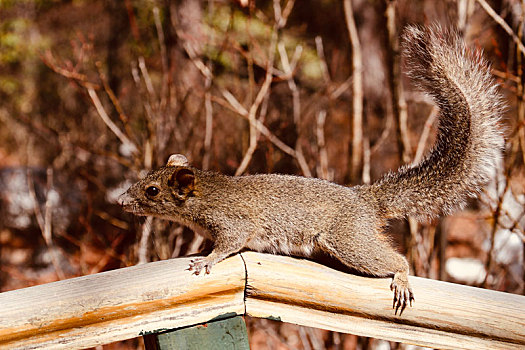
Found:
[117,192,132,206]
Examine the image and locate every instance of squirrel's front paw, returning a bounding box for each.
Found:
[188,257,215,275]
[390,272,414,313]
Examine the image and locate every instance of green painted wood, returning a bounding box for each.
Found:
[151,316,250,350]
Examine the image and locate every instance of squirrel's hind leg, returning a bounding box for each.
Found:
[316,227,414,312]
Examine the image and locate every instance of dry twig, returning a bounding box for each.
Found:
[385,0,411,163]
[138,216,153,265]
[86,87,138,155]
[316,110,329,180]
[343,0,364,181]
[476,0,525,56]
[413,107,438,164]
[26,168,65,279]
[278,42,311,177]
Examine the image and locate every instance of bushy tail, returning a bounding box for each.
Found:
[370,25,504,220]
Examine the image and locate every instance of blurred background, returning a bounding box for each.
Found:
[1,0,524,349]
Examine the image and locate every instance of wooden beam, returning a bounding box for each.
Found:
[242,252,525,350]
[0,252,524,349]
[0,255,246,349]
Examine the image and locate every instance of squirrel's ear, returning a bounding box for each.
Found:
[169,168,195,195]
[167,154,189,167]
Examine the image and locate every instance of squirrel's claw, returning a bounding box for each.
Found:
[188,257,215,275]
[390,274,414,315]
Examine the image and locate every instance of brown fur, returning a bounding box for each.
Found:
[118,26,504,311]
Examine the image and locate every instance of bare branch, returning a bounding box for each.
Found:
[95,61,135,142]
[278,41,311,177]
[343,0,364,181]
[316,110,330,180]
[137,216,153,265]
[42,50,91,85]
[476,0,525,56]
[153,6,169,104]
[216,91,297,157]
[203,72,213,171]
[315,36,331,85]
[362,134,370,184]
[385,0,411,164]
[413,107,438,164]
[273,0,296,29]
[236,6,283,175]
[26,168,65,280]
[138,56,158,104]
[370,112,393,155]
[330,76,353,100]
[220,89,249,116]
[86,86,138,155]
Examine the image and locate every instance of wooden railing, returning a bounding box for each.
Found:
[1,252,524,349]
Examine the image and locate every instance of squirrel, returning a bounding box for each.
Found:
[118,26,504,311]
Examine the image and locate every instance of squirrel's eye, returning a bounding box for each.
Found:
[145,186,160,197]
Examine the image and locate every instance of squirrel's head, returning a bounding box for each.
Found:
[117,154,196,218]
